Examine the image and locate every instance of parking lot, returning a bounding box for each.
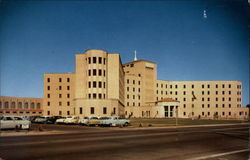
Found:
[0,123,249,160]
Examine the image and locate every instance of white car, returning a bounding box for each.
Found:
[79,116,91,126]
[100,116,130,127]
[55,117,67,124]
[0,116,31,130]
[64,116,79,124]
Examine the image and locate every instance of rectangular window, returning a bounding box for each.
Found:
[104,82,106,88]
[99,81,102,88]
[59,78,62,82]
[47,94,50,98]
[207,84,210,88]
[113,108,116,114]
[183,85,186,88]
[80,107,82,114]
[67,78,70,82]
[67,102,70,106]
[88,70,91,76]
[47,86,50,90]
[138,81,140,85]
[59,86,62,90]
[99,94,102,99]
[98,69,102,76]
[93,69,96,76]
[228,84,231,88]
[104,58,106,65]
[99,57,102,64]
[222,84,225,88]
[216,84,218,88]
[93,81,97,88]
[202,84,204,88]
[59,94,62,98]
[127,87,129,91]
[67,111,70,115]
[48,111,50,115]
[175,85,178,89]
[93,57,96,63]
[67,86,70,90]
[127,79,129,84]
[47,101,50,106]
[88,94,91,98]
[91,107,95,114]
[67,94,70,98]
[59,111,62,115]
[192,85,194,88]
[161,84,163,88]
[47,78,50,82]
[88,57,91,64]
[93,93,97,99]
[88,82,91,88]
[103,107,107,114]
[133,80,135,84]
[59,102,62,106]
[104,70,106,76]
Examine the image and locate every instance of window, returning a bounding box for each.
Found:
[229,97,231,101]
[59,78,62,82]
[202,84,204,88]
[222,84,225,88]
[202,91,204,95]
[47,78,50,82]
[47,86,50,90]
[88,81,91,88]
[202,104,204,108]
[216,104,218,108]
[0,101,2,109]
[59,86,62,90]
[138,88,140,92]
[103,107,107,114]
[183,112,186,116]
[93,57,96,63]
[183,104,186,108]
[88,94,91,98]
[67,102,70,106]
[88,70,91,76]
[90,107,95,114]
[37,103,40,109]
[104,82,106,88]
[59,102,62,106]
[183,85,186,89]
[93,81,97,88]
[183,91,186,95]
[229,104,231,108]
[67,86,70,90]
[222,104,225,108]
[138,81,140,85]
[99,82,102,88]
[207,98,210,101]
[99,57,102,64]
[113,108,116,114]
[104,70,106,76]
[48,111,50,115]
[99,94,102,99]
[207,84,210,88]
[208,112,210,116]
[133,88,135,92]
[175,85,178,89]
[222,91,225,95]
[127,87,129,91]
[216,97,218,101]
[67,78,70,82]
[127,79,129,84]
[93,94,97,99]
[183,98,186,101]
[31,102,34,109]
[104,58,106,64]
[229,91,231,95]
[161,84,163,88]
[222,112,225,116]
[67,94,70,98]
[98,69,102,76]
[59,111,62,115]
[216,84,218,88]
[175,91,177,95]
[229,112,231,116]
[48,94,50,98]
[24,102,28,109]
[93,69,96,76]
[192,85,194,88]
[133,80,135,84]
[207,91,210,95]
[11,102,15,109]
[222,97,225,101]
[228,84,231,88]
[207,104,210,108]
[216,91,218,95]
[88,57,91,64]
[170,85,172,89]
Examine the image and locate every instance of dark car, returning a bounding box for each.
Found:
[47,116,63,124]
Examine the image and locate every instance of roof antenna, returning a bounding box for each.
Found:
[134,50,137,61]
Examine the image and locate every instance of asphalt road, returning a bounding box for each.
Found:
[0,124,249,160]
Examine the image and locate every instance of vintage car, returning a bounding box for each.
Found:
[100,116,130,127]
[79,116,91,126]
[87,117,101,126]
[55,117,67,124]
[34,116,50,124]
[64,116,80,124]
[0,116,31,130]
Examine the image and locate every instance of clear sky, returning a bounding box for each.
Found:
[0,0,249,106]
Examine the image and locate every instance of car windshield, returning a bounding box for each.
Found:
[14,117,23,120]
[99,117,110,120]
[84,117,89,119]
[90,117,98,120]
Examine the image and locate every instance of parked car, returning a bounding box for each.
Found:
[79,116,91,126]
[55,117,67,124]
[47,116,63,124]
[34,116,50,124]
[0,116,31,130]
[64,116,80,124]
[100,116,130,127]
[87,117,101,126]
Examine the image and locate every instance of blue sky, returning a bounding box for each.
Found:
[0,0,249,106]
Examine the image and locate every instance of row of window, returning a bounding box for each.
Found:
[88,93,106,99]
[183,103,241,108]
[0,111,42,114]
[127,94,140,100]
[47,86,71,91]
[156,96,240,102]
[47,101,70,106]
[127,102,141,106]
[88,81,106,88]
[88,57,106,65]
[156,90,237,95]
[47,77,70,83]
[0,101,41,109]
[88,69,106,76]
[182,111,245,116]
[126,87,141,92]
[156,83,241,89]
[47,94,70,98]
[126,79,141,85]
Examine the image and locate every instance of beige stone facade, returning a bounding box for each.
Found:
[0,96,43,116]
[42,49,248,120]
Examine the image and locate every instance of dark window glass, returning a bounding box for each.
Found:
[93,81,96,88]
[93,69,96,76]
[98,69,102,76]
[91,107,95,114]
[99,57,102,64]
[103,107,107,114]
[93,57,96,63]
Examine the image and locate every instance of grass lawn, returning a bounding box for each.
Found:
[129,118,248,127]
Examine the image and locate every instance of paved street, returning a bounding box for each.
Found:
[0,124,249,160]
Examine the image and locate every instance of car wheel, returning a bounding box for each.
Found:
[124,122,129,127]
